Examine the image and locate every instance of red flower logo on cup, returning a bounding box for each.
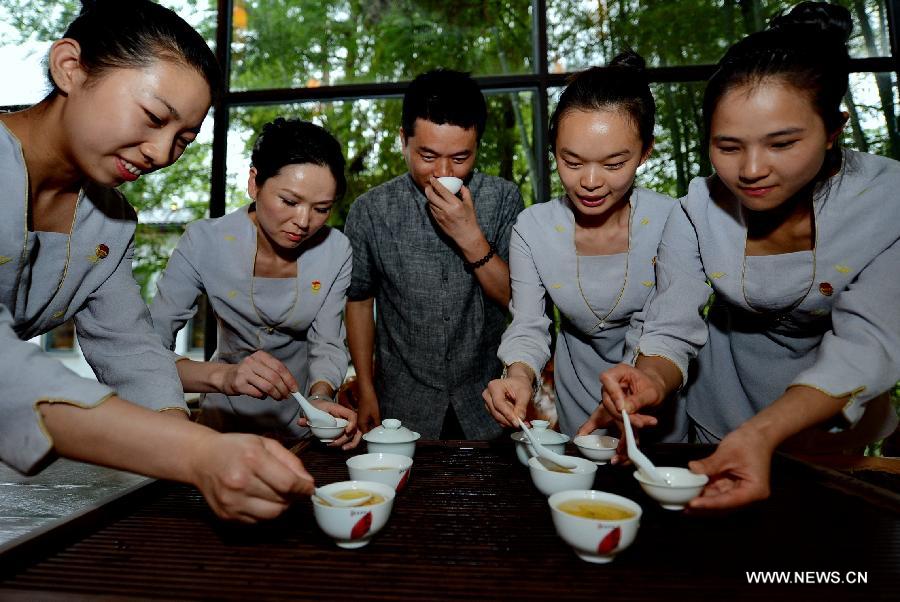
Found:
[597,527,621,555]
[350,512,372,539]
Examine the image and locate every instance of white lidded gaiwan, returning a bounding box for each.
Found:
[362,418,421,458]
[510,419,569,466]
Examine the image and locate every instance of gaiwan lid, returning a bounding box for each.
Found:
[362,418,421,443]
[510,419,569,444]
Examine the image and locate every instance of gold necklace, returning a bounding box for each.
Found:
[573,201,632,332]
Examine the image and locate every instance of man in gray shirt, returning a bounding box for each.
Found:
[344,69,524,440]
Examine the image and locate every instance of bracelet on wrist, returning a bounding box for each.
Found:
[501,363,543,402]
[464,241,497,272]
[307,393,334,405]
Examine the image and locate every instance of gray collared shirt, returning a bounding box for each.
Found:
[344,172,523,439]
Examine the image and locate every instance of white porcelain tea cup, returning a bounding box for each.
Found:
[633,466,708,510]
[548,490,642,564]
[346,453,413,491]
[528,455,597,496]
[436,176,463,194]
[312,481,396,549]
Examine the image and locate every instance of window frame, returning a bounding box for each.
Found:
[205,0,899,359]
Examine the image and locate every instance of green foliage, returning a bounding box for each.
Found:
[1,0,896,285]
[228,0,536,226]
[548,0,898,197]
[0,0,79,42]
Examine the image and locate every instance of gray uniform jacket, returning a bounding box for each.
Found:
[344,172,523,439]
[0,123,186,474]
[639,150,900,445]
[498,190,680,437]
[150,206,351,435]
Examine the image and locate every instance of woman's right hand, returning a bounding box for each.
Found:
[187,431,315,523]
[222,350,298,400]
[482,376,533,428]
[599,363,666,429]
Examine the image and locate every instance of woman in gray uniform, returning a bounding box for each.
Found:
[1,0,314,522]
[596,2,900,509]
[151,118,360,448]
[482,52,679,438]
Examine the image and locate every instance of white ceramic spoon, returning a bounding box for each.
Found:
[292,391,337,426]
[622,409,670,485]
[314,487,372,507]
[515,417,578,470]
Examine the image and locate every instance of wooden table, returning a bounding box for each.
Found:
[1,441,898,600]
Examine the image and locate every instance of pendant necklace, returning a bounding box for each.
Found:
[573,200,632,333]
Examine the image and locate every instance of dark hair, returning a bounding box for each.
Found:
[549,50,656,154]
[703,1,851,154]
[401,69,488,141]
[251,118,347,201]
[49,0,221,99]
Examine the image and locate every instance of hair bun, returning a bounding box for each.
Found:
[609,49,647,72]
[79,0,97,13]
[769,1,851,45]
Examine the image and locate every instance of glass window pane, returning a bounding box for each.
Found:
[43,319,75,352]
[547,0,892,73]
[548,73,899,202]
[0,1,215,107]
[226,92,538,226]
[188,294,209,352]
[644,82,710,199]
[843,71,900,160]
[124,113,214,301]
[230,0,534,91]
[546,82,709,200]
